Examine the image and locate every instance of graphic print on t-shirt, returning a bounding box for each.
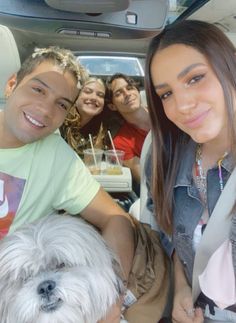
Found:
[0,172,25,239]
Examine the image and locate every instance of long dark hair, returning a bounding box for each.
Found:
[145,20,236,233]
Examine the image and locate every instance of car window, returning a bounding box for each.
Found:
[167,0,200,23]
[78,56,144,77]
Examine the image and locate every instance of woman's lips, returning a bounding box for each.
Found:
[183,109,210,129]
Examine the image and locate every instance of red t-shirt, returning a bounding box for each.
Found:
[113,122,148,160]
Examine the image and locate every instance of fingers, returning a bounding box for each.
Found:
[172,307,204,323]
[185,308,195,318]
[172,307,196,323]
[194,307,204,323]
[172,310,194,323]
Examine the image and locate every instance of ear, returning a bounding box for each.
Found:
[108,103,117,111]
[4,74,17,98]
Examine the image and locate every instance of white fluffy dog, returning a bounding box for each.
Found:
[0,214,124,323]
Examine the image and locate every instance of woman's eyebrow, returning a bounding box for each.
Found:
[154,83,168,91]
[154,63,206,90]
[177,63,206,79]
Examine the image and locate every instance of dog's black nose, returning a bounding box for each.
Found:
[37,280,56,297]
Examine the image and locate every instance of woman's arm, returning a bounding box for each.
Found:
[172,252,204,323]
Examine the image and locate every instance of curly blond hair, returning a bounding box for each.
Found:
[17,46,89,90]
[60,77,107,155]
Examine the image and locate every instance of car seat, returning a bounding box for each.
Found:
[0,25,21,109]
[129,130,158,230]
[140,89,147,107]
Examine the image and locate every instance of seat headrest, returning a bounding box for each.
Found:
[0,25,21,102]
[140,89,147,107]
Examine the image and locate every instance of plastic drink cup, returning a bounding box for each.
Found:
[104,150,124,175]
[83,148,104,175]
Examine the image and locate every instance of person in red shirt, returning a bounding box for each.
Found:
[106,73,150,193]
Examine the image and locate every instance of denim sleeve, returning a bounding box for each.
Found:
[144,148,174,258]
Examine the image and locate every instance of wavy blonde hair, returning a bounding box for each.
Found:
[17,46,88,90]
[61,77,107,155]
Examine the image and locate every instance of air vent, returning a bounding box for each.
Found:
[58,29,111,38]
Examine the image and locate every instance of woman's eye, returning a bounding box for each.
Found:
[98,92,105,99]
[32,87,43,94]
[159,91,172,101]
[83,88,92,94]
[188,74,205,85]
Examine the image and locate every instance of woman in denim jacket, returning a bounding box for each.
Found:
[145,20,236,322]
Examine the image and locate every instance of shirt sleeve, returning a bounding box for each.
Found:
[52,139,100,214]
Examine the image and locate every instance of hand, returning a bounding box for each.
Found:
[172,285,204,323]
[172,253,204,323]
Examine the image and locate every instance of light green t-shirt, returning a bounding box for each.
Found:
[0,133,100,237]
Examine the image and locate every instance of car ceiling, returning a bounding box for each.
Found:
[0,0,235,61]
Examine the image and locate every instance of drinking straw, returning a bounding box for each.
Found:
[107,130,121,166]
[89,134,98,168]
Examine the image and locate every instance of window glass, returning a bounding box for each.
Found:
[167,0,200,23]
[78,56,144,77]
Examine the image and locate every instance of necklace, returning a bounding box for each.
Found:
[195,144,227,204]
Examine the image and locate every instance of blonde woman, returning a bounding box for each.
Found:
[60,77,107,156]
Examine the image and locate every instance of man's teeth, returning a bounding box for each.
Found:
[25,114,44,127]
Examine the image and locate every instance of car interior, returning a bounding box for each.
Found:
[0,0,236,221]
[1,2,236,322]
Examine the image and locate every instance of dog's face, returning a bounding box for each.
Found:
[0,215,123,323]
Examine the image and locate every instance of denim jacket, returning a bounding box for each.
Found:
[173,139,235,285]
[145,139,236,285]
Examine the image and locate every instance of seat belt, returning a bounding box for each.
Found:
[192,167,236,303]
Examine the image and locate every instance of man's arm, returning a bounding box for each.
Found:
[79,187,134,280]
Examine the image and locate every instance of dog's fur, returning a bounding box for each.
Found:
[0,214,124,323]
